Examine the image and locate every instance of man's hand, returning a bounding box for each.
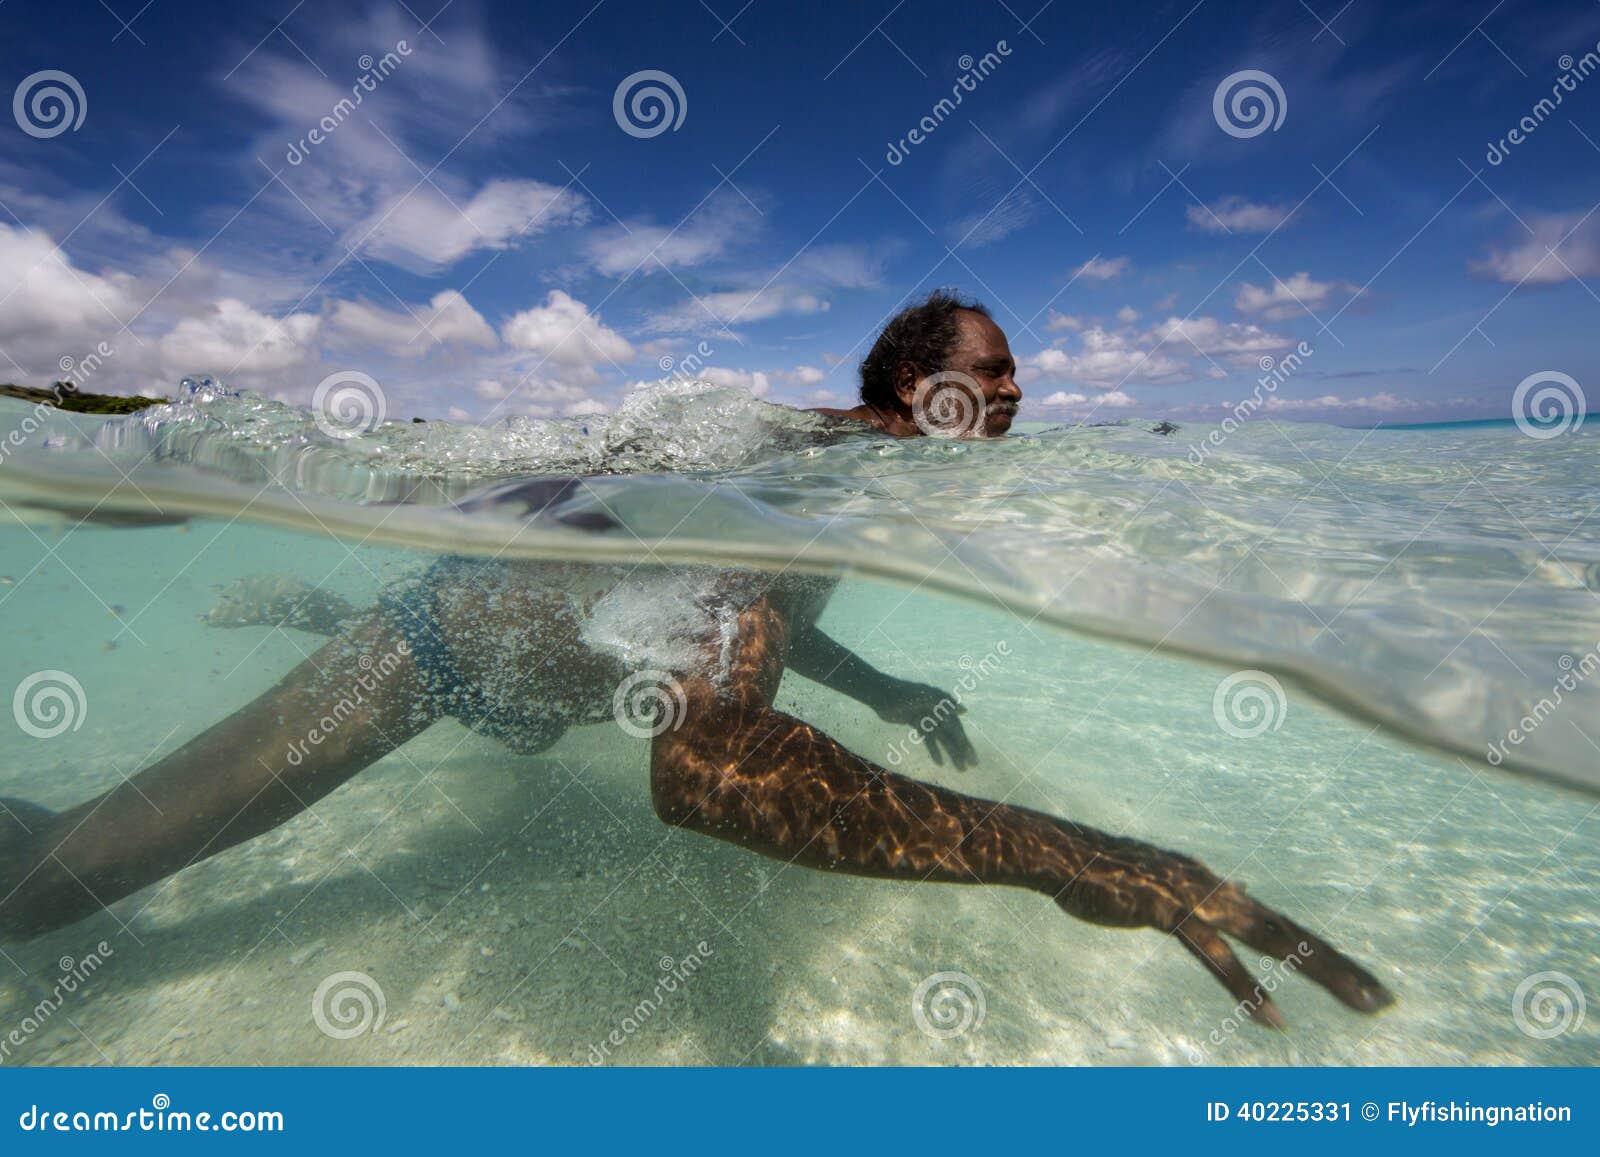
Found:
[873,679,978,770]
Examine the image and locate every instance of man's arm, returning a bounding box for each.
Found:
[650,587,1395,1028]
[786,624,977,769]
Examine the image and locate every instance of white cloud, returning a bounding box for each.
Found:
[160,299,321,377]
[1025,326,1188,387]
[1475,213,1600,284]
[0,225,138,343]
[229,8,584,278]
[790,244,888,289]
[697,366,772,397]
[1040,389,1138,408]
[0,225,332,393]
[501,290,634,383]
[565,398,608,416]
[1046,311,1083,331]
[1023,312,1294,389]
[648,285,829,332]
[1073,255,1130,281]
[584,195,756,277]
[783,364,826,385]
[1233,272,1359,320]
[1262,391,1443,413]
[1187,195,1295,233]
[950,186,1039,248]
[329,289,496,356]
[805,388,840,404]
[484,377,599,416]
[356,179,589,272]
[1115,305,1141,323]
[638,339,679,359]
[1148,315,1291,364]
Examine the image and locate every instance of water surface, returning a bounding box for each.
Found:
[0,381,1594,1065]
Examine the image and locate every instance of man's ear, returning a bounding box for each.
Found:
[891,361,920,409]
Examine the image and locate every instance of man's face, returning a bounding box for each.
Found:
[898,310,1023,437]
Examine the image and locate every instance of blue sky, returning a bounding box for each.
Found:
[3,0,1600,425]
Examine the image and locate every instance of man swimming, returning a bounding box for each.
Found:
[0,290,1393,1029]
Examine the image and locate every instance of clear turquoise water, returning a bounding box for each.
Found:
[0,382,1595,1065]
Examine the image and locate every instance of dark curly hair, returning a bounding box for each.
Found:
[858,289,990,408]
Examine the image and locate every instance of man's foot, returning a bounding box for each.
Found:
[1052,825,1394,1027]
[203,574,356,636]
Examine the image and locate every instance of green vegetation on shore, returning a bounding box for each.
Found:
[0,382,168,414]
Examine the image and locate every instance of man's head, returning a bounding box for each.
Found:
[858,290,1021,437]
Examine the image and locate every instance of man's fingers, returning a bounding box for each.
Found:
[942,725,974,770]
[1213,897,1395,1014]
[1174,916,1287,1030]
[948,721,977,769]
[923,732,946,766]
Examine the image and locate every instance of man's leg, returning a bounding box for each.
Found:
[650,593,1393,1026]
[0,614,439,937]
